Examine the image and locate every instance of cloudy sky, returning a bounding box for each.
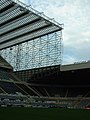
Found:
[19,0,90,64]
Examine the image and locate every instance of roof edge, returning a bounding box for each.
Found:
[12,0,64,29]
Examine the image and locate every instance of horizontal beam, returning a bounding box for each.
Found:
[0,0,13,12]
[0,7,26,25]
[0,26,61,50]
[0,13,40,35]
[0,20,50,43]
[0,3,19,17]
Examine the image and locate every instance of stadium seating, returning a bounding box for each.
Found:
[0,81,26,95]
[0,69,11,80]
[0,55,90,108]
[16,83,37,96]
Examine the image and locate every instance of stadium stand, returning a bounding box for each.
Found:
[14,61,90,108]
[0,81,27,95]
[0,0,90,109]
[0,54,90,108]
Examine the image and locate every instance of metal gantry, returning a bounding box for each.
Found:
[0,31,63,71]
[0,0,63,71]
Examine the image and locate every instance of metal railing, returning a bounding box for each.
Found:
[12,0,64,28]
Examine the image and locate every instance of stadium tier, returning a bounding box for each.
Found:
[0,55,90,108]
[0,0,90,108]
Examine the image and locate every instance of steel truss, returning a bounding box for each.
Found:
[0,31,63,71]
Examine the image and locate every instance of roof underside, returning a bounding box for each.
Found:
[0,0,63,50]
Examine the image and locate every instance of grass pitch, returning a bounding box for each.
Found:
[0,107,90,120]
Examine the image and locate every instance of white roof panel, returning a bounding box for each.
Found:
[0,0,63,50]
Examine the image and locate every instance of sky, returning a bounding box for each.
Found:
[19,0,90,64]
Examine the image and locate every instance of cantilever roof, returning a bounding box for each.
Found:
[0,0,63,50]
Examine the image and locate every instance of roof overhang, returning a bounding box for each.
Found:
[60,61,90,71]
[0,0,63,50]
